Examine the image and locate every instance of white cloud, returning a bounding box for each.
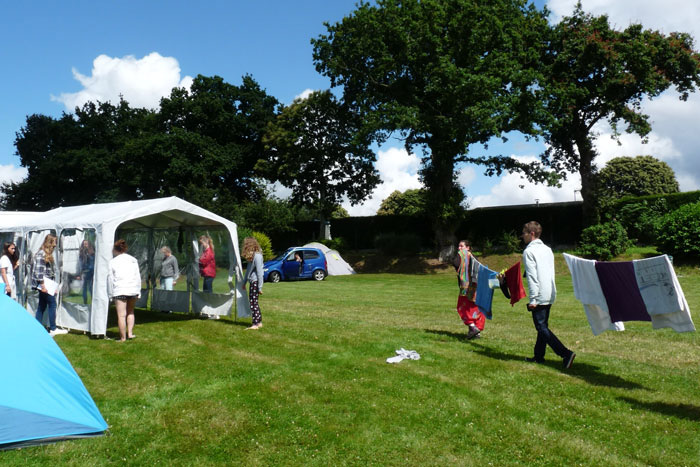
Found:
[294,89,315,101]
[470,170,581,208]
[343,146,423,216]
[267,180,293,199]
[52,52,193,110]
[547,0,700,38]
[593,125,682,166]
[0,164,27,186]
[457,166,476,188]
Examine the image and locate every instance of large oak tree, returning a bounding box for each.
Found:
[536,4,700,224]
[312,0,549,254]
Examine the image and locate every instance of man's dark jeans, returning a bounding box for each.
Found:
[530,304,571,361]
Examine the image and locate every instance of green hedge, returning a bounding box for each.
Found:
[458,202,583,248]
[612,190,700,213]
[272,201,584,252]
[656,202,700,258]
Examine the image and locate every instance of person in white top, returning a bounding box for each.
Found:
[1,242,19,299]
[522,221,575,369]
[108,239,141,342]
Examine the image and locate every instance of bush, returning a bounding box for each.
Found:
[374,233,422,255]
[238,228,274,260]
[656,202,700,258]
[237,227,253,246]
[319,237,348,252]
[613,198,666,244]
[577,221,632,260]
[252,231,274,260]
[498,231,521,254]
[480,238,495,255]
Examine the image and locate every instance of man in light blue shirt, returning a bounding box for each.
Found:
[522,221,576,369]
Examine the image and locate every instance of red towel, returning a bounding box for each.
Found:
[505,262,527,306]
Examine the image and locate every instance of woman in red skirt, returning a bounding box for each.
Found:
[453,240,485,339]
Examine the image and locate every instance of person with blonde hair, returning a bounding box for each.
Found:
[32,234,67,336]
[160,246,179,291]
[198,235,216,293]
[241,237,264,330]
[108,239,141,342]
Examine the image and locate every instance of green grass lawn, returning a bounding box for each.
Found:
[5,254,700,465]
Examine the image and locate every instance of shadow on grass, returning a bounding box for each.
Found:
[425,329,647,390]
[618,396,700,422]
[107,308,251,328]
[425,328,472,343]
[345,252,451,275]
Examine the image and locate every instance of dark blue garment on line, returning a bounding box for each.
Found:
[595,261,651,322]
[475,264,498,320]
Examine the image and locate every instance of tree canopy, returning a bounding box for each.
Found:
[312,0,549,252]
[377,189,428,216]
[596,155,679,204]
[2,75,280,221]
[4,100,153,210]
[535,4,700,224]
[260,90,379,235]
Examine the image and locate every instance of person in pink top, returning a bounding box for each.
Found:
[198,235,216,293]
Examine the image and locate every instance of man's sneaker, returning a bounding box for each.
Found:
[563,352,576,369]
[526,357,544,364]
[466,327,481,340]
[49,328,69,337]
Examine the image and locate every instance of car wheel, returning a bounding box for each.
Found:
[312,269,326,281]
[269,271,281,283]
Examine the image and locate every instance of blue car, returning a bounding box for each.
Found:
[263,247,328,283]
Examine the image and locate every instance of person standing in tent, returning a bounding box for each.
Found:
[1,242,19,299]
[108,239,141,342]
[32,234,67,336]
[198,235,216,293]
[521,221,576,369]
[77,239,95,304]
[241,237,264,330]
[453,240,485,339]
[160,246,179,291]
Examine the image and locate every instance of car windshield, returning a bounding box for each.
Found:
[270,250,293,262]
[270,253,286,262]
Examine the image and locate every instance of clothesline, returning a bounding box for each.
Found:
[467,257,526,319]
[564,253,694,335]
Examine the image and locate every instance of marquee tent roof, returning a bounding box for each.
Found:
[0,197,249,335]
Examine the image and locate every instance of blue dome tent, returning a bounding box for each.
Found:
[0,294,107,450]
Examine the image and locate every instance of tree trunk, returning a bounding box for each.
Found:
[422,145,461,261]
[575,133,600,227]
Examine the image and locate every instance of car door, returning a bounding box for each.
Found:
[281,250,302,279]
[300,250,320,278]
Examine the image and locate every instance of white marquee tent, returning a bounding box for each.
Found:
[0,197,250,336]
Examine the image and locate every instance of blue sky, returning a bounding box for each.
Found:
[2,0,699,214]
